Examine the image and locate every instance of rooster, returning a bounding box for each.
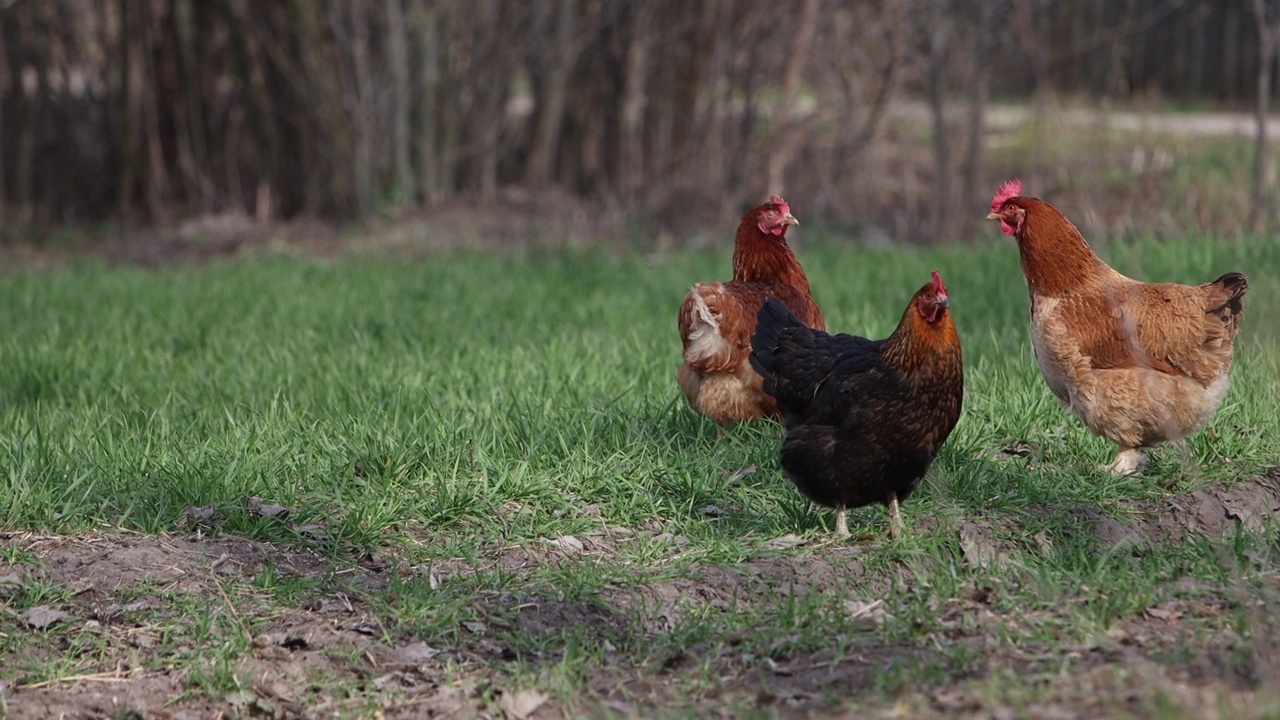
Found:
[749,271,963,538]
[986,180,1248,474]
[678,195,825,425]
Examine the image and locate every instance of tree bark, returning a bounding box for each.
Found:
[764,0,820,196]
[923,4,954,241]
[349,0,374,216]
[619,5,651,204]
[137,0,171,222]
[115,0,137,221]
[1249,0,1278,232]
[387,0,414,206]
[525,0,576,186]
[411,1,441,206]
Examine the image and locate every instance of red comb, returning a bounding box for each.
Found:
[931,269,947,295]
[990,179,1023,211]
[767,194,791,214]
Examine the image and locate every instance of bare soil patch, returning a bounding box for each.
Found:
[1045,471,1280,553]
[2,476,1278,718]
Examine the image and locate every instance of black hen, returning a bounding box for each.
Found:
[749,271,964,538]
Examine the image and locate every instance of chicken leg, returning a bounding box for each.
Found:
[834,505,849,538]
[1104,448,1146,475]
[887,492,902,539]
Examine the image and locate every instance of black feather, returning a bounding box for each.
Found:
[1209,271,1248,316]
[751,298,882,425]
[748,298,801,381]
[750,283,964,532]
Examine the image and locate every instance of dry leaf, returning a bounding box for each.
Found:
[844,598,892,624]
[128,632,158,648]
[1106,626,1134,644]
[958,522,999,569]
[500,688,549,719]
[182,505,216,525]
[722,465,758,485]
[244,496,290,518]
[21,605,70,629]
[546,535,585,552]
[764,657,792,675]
[763,534,806,551]
[0,574,23,598]
[396,641,441,663]
[1000,441,1033,457]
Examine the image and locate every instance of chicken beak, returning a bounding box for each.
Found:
[985,211,1000,221]
[783,213,799,226]
[937,295,950,309]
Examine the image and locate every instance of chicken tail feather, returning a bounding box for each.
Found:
[1204,272,1248,317]
[681,284,733,367]
[750,298,805,380]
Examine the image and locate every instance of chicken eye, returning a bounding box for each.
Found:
[767,211,777,217]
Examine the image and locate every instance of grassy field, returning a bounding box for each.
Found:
[1,233,1279,718]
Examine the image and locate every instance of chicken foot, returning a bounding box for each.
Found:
[834,505,849,538]
[1103,448,1147,475]
[887,492,902,539]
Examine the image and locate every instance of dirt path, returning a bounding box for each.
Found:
[895,100,1280,140]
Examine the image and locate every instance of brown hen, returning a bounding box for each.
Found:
[987,180,1247,474]
[677,196,824,425]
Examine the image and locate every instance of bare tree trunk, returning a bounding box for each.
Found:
[827,0,903,210]
[412,1,441,206]
[297,0,356,212]
[619,5,651,204]
[959,0,992,240]
[764,0,820,195]
[721,8,762,220]
[172,0,208,212]
[0,25,6,223]
[349,0,374,216]
[959,71,987,240]
[386,0,414,206]
[525,0,576,186]
[138,2,171,222]
[1249,0,1279,232]
[923,7,954,241]
[475,0,516,202]
[1224,6,1241,99]
[1014,0,1053,196]
[434,5,461,203]
[10,6,34,222]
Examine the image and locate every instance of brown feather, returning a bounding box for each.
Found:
[677,199,824,425]
[995,191,1248,452]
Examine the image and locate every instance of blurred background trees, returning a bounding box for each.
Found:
[0,0,1272,243]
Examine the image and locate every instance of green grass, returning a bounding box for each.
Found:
[1,235,1279,716]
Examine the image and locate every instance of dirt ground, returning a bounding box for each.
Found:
[0,186,639,274]
[2,475,1278,719]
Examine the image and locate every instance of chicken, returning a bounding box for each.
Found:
[986,180,1248,474]
[749,271,963,538]
[677,195,825,425]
